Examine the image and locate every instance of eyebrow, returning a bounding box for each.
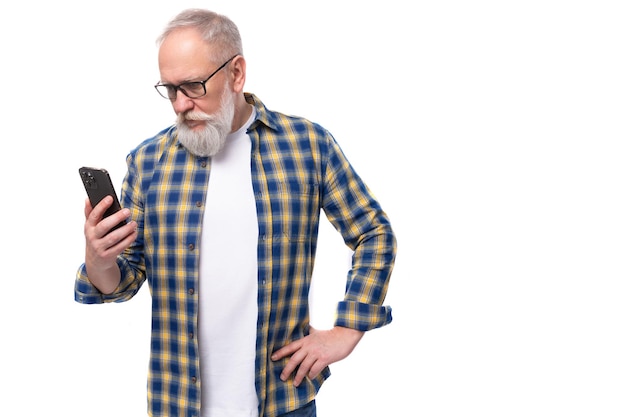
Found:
[160,76,205,86]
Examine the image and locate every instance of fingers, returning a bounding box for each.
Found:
[271,327,365,387]
[83,197,93,218]
[271,331,327,387]
[85,196,111,231]
[271,339,301,361]
[270,325,317,363]
[85,196,131,239]
[277,345,327,387]
[271,338,305,385]
[292,352,318,387]
[279,347,305,384]
[84,196,136,270]
[94,221,137,253]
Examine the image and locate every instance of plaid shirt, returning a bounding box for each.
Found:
[75,93,396,417]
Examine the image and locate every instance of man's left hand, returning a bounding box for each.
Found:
[270,326,364,387]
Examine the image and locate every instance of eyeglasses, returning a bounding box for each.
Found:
[154,55,238,100]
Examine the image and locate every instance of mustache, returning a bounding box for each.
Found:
[178,111,216,123]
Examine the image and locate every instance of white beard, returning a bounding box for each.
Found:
[175,88,235,157]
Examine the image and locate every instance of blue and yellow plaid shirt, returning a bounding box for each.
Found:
[75,93,396,417]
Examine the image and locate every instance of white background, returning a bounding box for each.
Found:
[1,1,625,416]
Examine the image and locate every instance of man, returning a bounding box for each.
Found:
[75,8,396,417]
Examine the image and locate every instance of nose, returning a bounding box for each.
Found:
[171,91,194,114]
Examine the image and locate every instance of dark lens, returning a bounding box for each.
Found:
[180,82,205,98]
[165,86,177,99]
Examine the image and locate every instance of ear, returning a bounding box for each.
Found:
[229,55,247,93]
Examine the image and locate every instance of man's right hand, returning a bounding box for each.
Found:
[83,196,137,294]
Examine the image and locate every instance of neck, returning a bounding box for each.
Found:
[231,94,253,132]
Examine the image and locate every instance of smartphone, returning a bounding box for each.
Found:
[79,166,126,232]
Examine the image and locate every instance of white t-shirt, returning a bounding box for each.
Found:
[198,108,259,417]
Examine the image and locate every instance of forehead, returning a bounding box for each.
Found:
[158,28,216,83]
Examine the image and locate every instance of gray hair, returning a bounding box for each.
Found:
[157,9,243,63]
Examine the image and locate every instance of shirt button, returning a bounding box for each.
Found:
[195,201,202,207]
[201,161,207,168]
[188,243,195,251]
[191,376,197,384]
[189,332,194,340]
[188,288,195,295]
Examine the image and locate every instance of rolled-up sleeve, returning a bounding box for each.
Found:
[321,133,397,331]
[74,256,145,304]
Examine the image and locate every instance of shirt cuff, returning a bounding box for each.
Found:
[74,258,138,304]
[74,264,105,304]
[334,300,392,331]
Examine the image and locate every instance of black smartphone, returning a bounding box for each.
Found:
[79,166,126,232]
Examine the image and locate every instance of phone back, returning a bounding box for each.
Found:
[78,166,123,221]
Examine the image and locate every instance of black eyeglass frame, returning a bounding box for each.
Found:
[154,55,238,100]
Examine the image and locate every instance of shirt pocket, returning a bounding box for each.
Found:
[266,179,320,242]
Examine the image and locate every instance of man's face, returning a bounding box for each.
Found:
[158,28,231,128]
[158,28,235,156]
